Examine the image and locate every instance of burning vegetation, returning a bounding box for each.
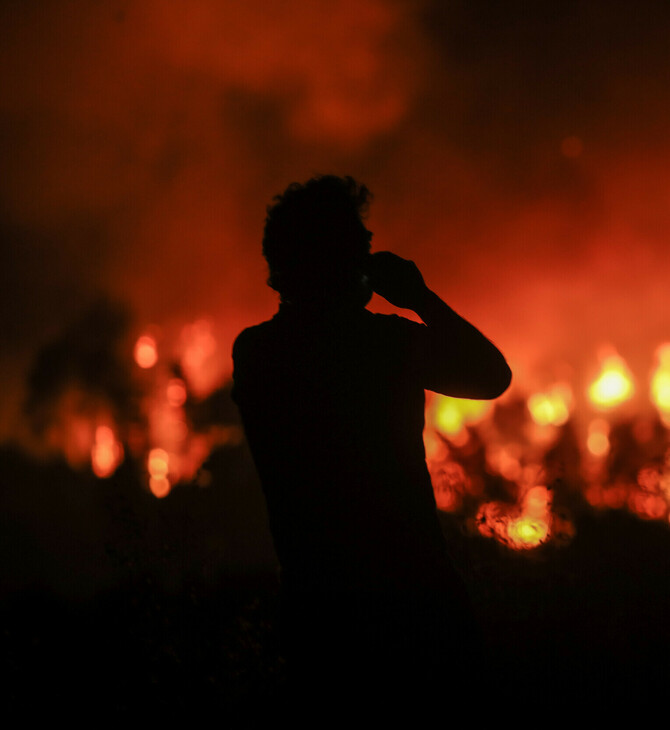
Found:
[22,300,670,554]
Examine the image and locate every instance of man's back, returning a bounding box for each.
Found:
[232,305,453,593]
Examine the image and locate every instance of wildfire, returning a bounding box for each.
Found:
[588,352,634,410]
[40,306,670,552]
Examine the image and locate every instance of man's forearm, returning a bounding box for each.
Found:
[413,287,512,399]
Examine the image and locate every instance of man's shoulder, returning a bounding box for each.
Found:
[232,319,278,358]
[232,320,281,402]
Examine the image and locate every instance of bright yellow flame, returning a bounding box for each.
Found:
[588,354,634,409]
[527,384,571,426]
[507,515,550,548]
[431,395,490,437]
[91,425,123,478]
[134,335,158,369]
[651,343,670,416]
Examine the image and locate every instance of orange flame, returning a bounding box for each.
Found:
[430,394,490,439]
[91,425,123,478]
[527,384,572,426]
[180,319,220,397]
[134,335,158,369]
[148,447,171,498]
[651,343,670,426]
[587,418,610,457]
[588,351,634,410]
[476,485,554,550]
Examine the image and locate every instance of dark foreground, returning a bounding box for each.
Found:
[2,445,669,721]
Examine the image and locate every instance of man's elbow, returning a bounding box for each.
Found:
[481,358,512,399]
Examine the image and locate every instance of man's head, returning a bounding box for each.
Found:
[262,175,373,305]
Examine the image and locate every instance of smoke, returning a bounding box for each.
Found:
[3,0,670,440]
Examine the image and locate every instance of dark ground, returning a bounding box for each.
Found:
[1,442,668,722]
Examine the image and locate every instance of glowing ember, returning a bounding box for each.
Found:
[528,384,571,426]
[134,335,158,369]
[588,352,634,409]
[91,425,123,478]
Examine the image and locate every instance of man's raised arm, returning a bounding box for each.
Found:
[369,251,512,399]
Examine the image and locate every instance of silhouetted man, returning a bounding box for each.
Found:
[232,176,511,713]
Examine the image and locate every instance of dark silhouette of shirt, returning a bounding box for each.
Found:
[232,304,460,591]
[232,301,496,711]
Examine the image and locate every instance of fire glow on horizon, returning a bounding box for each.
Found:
[4,2,670,552]
[57,324,670,552]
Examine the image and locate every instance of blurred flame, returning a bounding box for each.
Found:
[506,485,552,549]
[149,476,171,498]
[587,418,610,457]
[507,515,550,549]
[91,425,123,478]
[166,377,188,407]
[588,352,634,409]
[430,395,490,438]
[527,384,572,426]
[423,428,449,463]
[476,485,554,550]
[180,319,220,397]
[486,443,522,482]
[432,461,468,513]
[148,448,171,498]
[148,447,169,477]
[134,335,158,369]
[651,343,670,425]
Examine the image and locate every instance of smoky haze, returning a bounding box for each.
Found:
[2,0,670,438]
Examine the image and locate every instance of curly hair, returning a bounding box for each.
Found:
[262,175,373,302]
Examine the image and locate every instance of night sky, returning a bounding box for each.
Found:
[3,0,670,440]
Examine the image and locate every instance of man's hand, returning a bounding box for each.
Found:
[368,251,428,311]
